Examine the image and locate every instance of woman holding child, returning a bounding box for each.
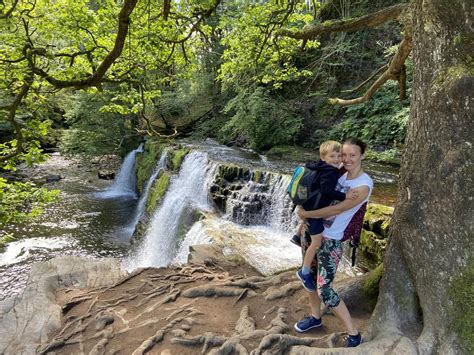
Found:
[294,138,373,348]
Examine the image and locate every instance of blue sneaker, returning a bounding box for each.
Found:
[294,315,322,333]
[296,269,316,292]
[346,332,362,347]
[290,234,301,246]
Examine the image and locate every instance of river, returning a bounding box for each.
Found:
[0,141,398,300]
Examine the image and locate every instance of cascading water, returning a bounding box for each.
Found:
[223,171,298,232]
[124,151,217,269]
[119,149,169,237]
[97,144,143,199]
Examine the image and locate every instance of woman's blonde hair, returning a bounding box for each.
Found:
[319,140,342,156]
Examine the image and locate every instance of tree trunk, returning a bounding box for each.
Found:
[369,1,473,354]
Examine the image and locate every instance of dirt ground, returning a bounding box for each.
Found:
[44,252,372,354]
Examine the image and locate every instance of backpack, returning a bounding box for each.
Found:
[342,202,367,266]
[287,166,322,207]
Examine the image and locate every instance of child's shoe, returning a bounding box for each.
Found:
[290,234,301,246]
[296,269,316,292]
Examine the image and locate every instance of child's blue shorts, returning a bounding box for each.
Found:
[306,218,324,235]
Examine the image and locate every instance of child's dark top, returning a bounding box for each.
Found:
[301,160,346,211]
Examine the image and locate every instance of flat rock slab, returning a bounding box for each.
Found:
[0,256,126,354]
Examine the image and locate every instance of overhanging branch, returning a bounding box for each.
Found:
[0,75,33,163]
[278,3,408,40]
[329,35,413,105]
[26,0,139,89]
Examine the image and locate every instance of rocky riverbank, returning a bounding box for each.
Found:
[0,244,419,355]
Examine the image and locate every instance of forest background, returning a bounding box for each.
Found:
[0,0,410,232]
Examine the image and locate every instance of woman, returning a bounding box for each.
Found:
[294,138,373,348]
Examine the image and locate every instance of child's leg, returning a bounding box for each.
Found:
[302,234,322,269]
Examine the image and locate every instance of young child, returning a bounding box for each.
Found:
[292,140,358,292]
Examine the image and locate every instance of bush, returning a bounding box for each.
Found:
[219,87,303,151]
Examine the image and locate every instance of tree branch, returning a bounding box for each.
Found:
[0,0,19,19]
[0,75,33,163]
[329,35,413,105]
[25,0,139,89]
[278,3,408,40]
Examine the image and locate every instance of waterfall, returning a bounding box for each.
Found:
[124,151,217,269]
[97,144,143,199]
[223,171,298,232]
[120,149,169,237]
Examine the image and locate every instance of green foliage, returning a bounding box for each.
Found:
[218,1,317,90]
[0,177,60,235]
[313,82,410,148]
[60,90,139,157]
[219,87,303,151]
[448,261,474,353]
[364,148,401,165]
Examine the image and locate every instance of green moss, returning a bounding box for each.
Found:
[360,229,387,265]
[362,263,384,306]
[364,203,394,237]
[448,261,474,353]
[146,172,171,215]
[433,64,474,90]
[169,147,190,171]
[136,139,166,193]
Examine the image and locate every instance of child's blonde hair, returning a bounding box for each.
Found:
[319,140,341,157]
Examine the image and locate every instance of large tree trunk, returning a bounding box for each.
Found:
[369,1,473,354]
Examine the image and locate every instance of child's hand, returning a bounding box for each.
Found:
[347,189,359,200]
[296,206,307,220]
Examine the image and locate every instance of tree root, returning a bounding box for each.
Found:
[264,281,301,301]
[182,285,257,298]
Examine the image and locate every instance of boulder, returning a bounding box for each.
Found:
[0,256,126,354]
[98,170,115,180]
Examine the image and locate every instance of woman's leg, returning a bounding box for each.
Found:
[330,299,358,335]
[317,239,358,335]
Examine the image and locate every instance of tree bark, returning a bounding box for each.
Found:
[369,1,474,353]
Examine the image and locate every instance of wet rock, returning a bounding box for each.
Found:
[98,170,115,180]
[45,174,64,183]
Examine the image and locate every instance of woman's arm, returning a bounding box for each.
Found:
[297,185,370,219]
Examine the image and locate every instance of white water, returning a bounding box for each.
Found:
[124,152,217,269]
[119,150,169,237]
[0,237,77,267]
[172,216,301,275]
[97,144,143,199]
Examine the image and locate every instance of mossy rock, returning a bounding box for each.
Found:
[216,164,251,182]
[169,147,190,171]
[359,229,387,266]
[136,139,167,193]
[146,171,171,215]
[448,261,474,354]
[176,208,206,244]
[364,203,394,237]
